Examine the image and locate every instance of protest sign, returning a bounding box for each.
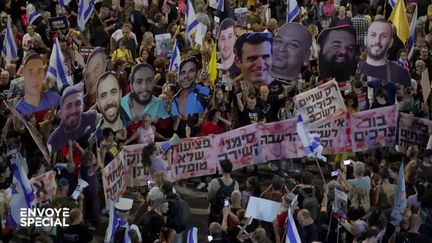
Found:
[102,155,127,204]
[29,171,57,204]
[333,188,348,219]
[259,119,299,160]
[121,144,151,187]
[214,124,264,170]
[234,8,247,27]
[48,16,69,32]
[308,113,350,154]
[171,136,217,180]
[350,105,398,152]
[155,33,172,57]
[245,196,281,222]
[398,112,432,151]
[79,46,96,61]
[295,80,347,125]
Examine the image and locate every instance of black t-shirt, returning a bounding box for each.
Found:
[395,232,432,243]
[299,223,320,243]
[129,10,148,45]
[238,107,263,127]
[146,210,166,243]
[61,224,93,243]
[257,95,279,122]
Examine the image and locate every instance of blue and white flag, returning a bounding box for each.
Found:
[59,0,71,7]
[296,115,327,162]
[104,199,131,243]
[389,0,397,9]
[209,0,224,12]
[47,38,72,90]
[390,163,407,226]
[285,209,301,243]
[186,226,198,243]
[407,4,417,60]
[169,40,181,74]
[286,0,301,22]
[28,10,41,25]
[2,19,18,64]
[186,0,199,45]
[77,0,94,32]
[10,154,35,228]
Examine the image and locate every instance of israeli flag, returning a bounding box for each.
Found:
[407,5,417,59]
[286,0,301,22]
[186,0,199,45]
[10,154,35,228]
[77,0,94,32]
[186,226,198,243]
[285,209,301,243]
[169,40,181,74]
[59,0,72,7]
[210,0,224,12]
[2,19,18,64]
[47,38,72,90]
[28,10,41,25]
[389,0,397,9]
[296,115,327,162]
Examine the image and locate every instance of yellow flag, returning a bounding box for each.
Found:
[389,0,410,44]
[208,45,218,86]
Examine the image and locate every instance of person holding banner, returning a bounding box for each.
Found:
[16,53,60,116]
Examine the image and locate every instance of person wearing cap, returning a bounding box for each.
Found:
[358,19,411,87]
[47,83,101,151]
[15,53,61,116]
[270,23,312,82]
[113,197,142,242]
[319,24,357,82]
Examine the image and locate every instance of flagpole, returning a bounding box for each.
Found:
[314,158,326,186]
[383,0,387,17]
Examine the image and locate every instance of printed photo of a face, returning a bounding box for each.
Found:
[47,83,100,151]
[97,72,122,131]
[235,32,273,87]
[270,23,312,81]
[318,25,357,82]
[218,18,236,71]
[83,47,107,108]
[358,20,411,87]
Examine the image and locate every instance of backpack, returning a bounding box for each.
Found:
[299,187,320,221]
[211,178,236,220]
[167,195,191,232]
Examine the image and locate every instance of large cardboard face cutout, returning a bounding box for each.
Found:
[16,54,61,116]
[234,32,273,87]
[218,18,237,71]
[318,25,357,82]
[47,83,99,151]
[358,20,411,87]
[83,47,107,108]
[270,23,312,81]
[97,72,122,132]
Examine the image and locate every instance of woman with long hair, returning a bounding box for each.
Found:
[209,86,231,121]
[241,176,261,209]
[141,142,171,180]
[348,187,370,221]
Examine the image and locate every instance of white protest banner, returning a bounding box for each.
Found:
[29,171,57,204]
[214,124,264,170]
[245,196,281,222]
[171,136,217,180]
[350,105,398,152]
[259,119,300,160]
[295,80,347,125]
[121,144,151,187]
[102,155,127,204]
[398,112,432,151]
[307,113,350,154]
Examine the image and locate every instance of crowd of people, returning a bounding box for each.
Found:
[1,0,432,242]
